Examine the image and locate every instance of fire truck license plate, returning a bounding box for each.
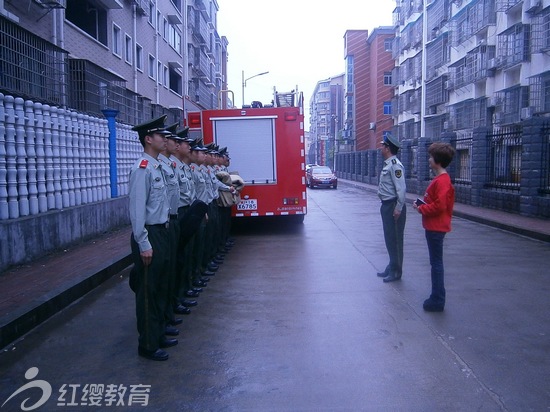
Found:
[237,199,257,210]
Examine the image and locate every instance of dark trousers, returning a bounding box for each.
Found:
[380,200,406,276]
[193,220,207,276]
[175,206,191,296]
[425,230,446,305]
[202,202,218,268]
[165,216,179,320]
[219,205,232,248]
[130,225,170,351]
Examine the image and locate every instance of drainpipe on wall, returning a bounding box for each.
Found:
[133,4,138,92]
[155,0,159,104]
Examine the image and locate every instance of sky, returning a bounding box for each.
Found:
[216,1,396,126]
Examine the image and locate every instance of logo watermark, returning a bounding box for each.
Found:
[2,368,151,410]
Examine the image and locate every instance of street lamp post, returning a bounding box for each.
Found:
[241,70,269,107]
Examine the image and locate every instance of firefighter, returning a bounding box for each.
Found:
[158,123,187,333]
[376,134,407,283]
[189,139,217,282]
[170,128,205,306]
[128,115,174,361]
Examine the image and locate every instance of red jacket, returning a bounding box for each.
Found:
[419,173,455,232]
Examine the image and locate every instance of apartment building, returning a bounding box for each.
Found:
[393,0,550,140]
[308,74,344,167]
[0,0,227,125]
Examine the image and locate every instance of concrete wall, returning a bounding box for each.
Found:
[0,197,130,272]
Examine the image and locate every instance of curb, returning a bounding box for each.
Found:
[0,254,132,350]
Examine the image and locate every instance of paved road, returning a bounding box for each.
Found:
[1,184,549,411]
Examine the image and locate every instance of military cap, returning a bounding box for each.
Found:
[176,126,194,142]
[165,122,179,136]
[131,115,171,139]
[190,138,208,151]
[380,134,401,149]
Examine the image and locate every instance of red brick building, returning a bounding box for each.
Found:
[343,27,395,151]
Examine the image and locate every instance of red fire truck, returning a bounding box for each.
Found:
[186,89,307,223]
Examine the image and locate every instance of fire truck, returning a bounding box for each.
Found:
[186,88,307,223]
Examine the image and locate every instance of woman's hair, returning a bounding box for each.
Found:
[428,142,455,168]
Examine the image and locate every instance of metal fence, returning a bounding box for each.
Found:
[0,15,181,127]
[486,126,522,190]
[0,15,68,107]
[452,133,473,185]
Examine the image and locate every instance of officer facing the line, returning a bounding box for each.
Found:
[377,134,407,283]
[129,115,173,361]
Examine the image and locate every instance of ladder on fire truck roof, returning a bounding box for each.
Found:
[273,87,303,108]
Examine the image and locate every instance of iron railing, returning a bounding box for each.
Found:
[0,15,68,106]
[486,127,522,190]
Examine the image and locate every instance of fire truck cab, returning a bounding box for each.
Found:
[187,88,307,223]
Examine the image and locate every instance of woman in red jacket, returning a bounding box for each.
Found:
[413,142,456,312]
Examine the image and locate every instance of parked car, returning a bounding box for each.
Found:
[306,166,338,189]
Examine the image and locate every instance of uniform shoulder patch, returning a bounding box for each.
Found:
[139,159,148,168]
[392,159,397,164]
[395,169,402,178]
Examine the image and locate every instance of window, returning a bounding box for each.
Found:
[148,1,154,26]
[112,24,121,56]
[168,25,182,54]
[170,0,182,9]
[163,66,169,87]
[169,67,182,95]
[163,18,169,39]
[157,10,161,33]
[136,44,143,71]
[66,0,108,45]
[157,61,162,84]
[148,55,156,79]
[383,72,392,85]
[125,34,132,64]
[383,101,392,115]
[384,38,393,52]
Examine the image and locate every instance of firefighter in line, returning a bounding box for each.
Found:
[128,115,173,362]
[215,147,237,251]
[157,123,188,337]
[203,145,235,274]
[188,140,212,285]
[170,127,205,307]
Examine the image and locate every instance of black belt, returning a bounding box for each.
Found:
[381,198,397,204]
[145,222,169,229]
[169,214,178,220]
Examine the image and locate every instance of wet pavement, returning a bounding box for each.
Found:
[1,183,549,411]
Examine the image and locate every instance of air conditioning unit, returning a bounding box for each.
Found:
[487,58,497,70]
[494,112,502,124]
[369,122,376,130]
[445,80,454,89]
[520,106,534,119]
[443,121,450,130]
